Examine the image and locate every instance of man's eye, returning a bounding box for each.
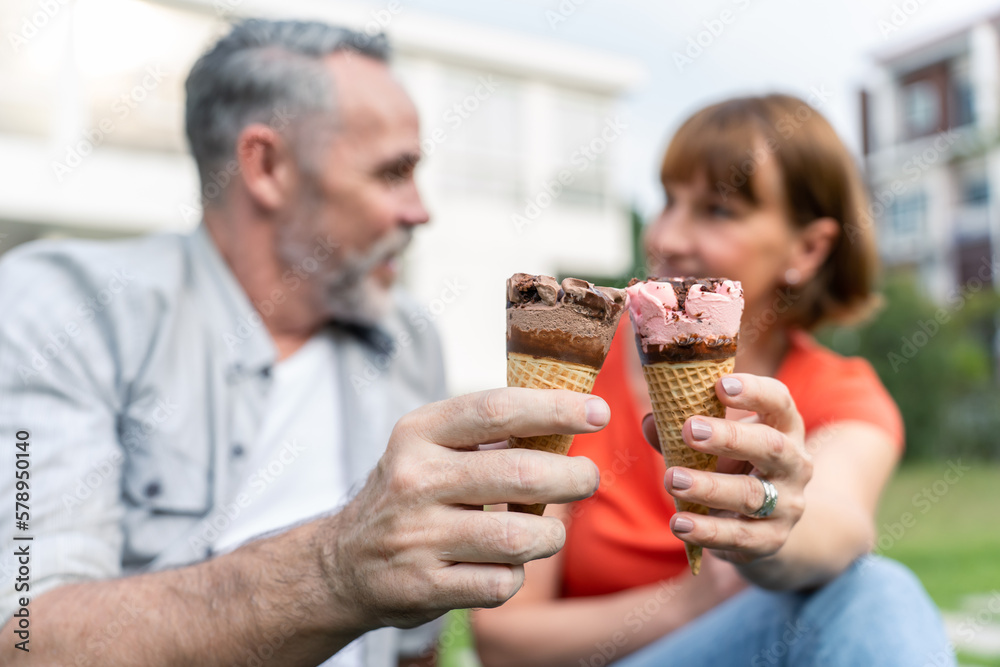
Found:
[383,164,414,184]
[382,169,406,184]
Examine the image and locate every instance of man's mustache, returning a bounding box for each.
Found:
[338,228,414,286]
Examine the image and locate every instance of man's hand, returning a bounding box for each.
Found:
[325,387,607,629]
[642,374,812,564]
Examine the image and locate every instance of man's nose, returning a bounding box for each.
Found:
[399,181,430,228]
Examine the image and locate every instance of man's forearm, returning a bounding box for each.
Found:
[1,516,364,666]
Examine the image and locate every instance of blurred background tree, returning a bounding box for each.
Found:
[819,272,1000,462]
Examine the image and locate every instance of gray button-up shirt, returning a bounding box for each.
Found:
[0,225,447,664]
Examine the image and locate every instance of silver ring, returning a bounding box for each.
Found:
[748,476,778,519]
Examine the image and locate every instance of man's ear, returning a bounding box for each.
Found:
[788,217,840,284]
[236,124,296,212]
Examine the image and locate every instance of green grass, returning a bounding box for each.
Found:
[957,652,1000,667]
[876,461,1000,610]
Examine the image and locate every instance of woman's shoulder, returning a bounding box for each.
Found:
[778,330,904,447]
[780,329,881,386]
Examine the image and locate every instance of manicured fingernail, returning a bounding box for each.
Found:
[585,398,610,426]
[690,419,712,441]
[673,516,694,533]
[671,469,693,490]
[722,377,743,396]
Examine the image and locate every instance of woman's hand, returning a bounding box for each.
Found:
[642,373,813,565]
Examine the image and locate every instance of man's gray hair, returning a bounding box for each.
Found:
[184,19,390,192]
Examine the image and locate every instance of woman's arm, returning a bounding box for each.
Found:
[473,505,747,667]
[734,421,897,589]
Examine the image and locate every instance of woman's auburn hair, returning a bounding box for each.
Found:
[661,93,880,331]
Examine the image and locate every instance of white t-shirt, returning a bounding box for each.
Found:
[212,332,363,667]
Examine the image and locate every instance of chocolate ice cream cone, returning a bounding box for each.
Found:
[505,274,626,516]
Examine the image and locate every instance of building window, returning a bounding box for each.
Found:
[952,79,976,128]
[898,58,975,141]
[439,69,522,201]
[552,91,612,207]
[950,56,976,128]
[887,192,926,239]
[962,179,989,205]
[902,80,941,138]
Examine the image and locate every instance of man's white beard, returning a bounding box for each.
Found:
[278,223,413,326]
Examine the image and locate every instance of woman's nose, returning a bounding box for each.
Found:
[645,207,695,268]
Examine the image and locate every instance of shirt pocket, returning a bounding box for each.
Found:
[119,394,211,515]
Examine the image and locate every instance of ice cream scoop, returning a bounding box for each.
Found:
[628,277,743,363]
[507,273,626,368]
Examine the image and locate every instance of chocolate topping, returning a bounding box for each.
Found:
[507,273,627,368]
[628,276,743,364]
[635,334,740,364]
[508,273,626,320]
[508,273,561,306]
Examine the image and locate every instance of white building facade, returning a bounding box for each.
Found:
[0,0,642,394]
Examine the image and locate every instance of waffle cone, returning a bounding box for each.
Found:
[506,352,600,516]
[642,356,735,575]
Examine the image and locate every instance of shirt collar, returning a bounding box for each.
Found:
[333,319,397,357]
[188,223,277,377]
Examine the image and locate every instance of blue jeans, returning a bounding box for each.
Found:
[613,556,954,667]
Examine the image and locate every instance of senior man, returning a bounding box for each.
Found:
[0,20,605,666]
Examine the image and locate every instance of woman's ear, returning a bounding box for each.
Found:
[787,217,840,284]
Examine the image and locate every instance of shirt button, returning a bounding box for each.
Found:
[232,443,245,457]
[144,481,161,498]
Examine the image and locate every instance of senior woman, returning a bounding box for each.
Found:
[473,94,953,666]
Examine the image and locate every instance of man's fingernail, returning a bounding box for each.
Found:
[585,398,610,426]
[721,377,743,396]
[673,516,694,533]
[671,469,693,490]
[690,419,712,441]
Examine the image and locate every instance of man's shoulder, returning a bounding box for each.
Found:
[0,231,189,276]
[0,232,192,311]
[0,233,201,370]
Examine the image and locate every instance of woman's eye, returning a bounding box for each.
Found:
[707,204,734,219]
